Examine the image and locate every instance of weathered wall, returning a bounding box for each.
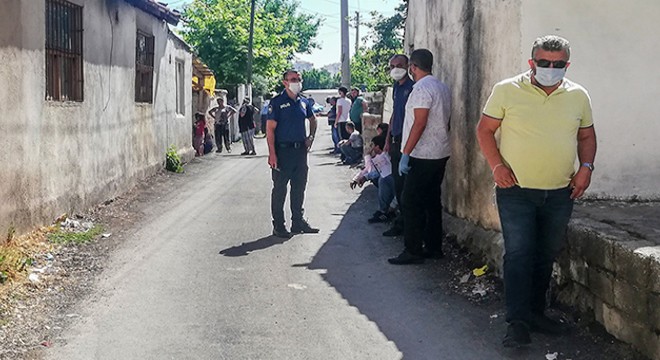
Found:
[0,0,193,234]
[406,0,522,229]
[519,0,660,199]
[407,1,660,357]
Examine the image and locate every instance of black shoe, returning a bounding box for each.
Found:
[382,227,403,237]
[529,313,567,335]
[368,211,389,224]
[291,220,319,234]
[249,151,257,155]
[216,149,222,153]
[388,251,424,265]
[240,151,249,155]
[422,248,444,259]
[227,148,232,153]
[502,322,531,348]
[272,226,292,238]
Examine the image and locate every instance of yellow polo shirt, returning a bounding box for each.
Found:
[483,72,593,190]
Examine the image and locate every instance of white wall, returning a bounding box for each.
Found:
[0,0,193,234]
[520,1,660,199]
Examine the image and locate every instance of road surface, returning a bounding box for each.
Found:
[44,123,642,360]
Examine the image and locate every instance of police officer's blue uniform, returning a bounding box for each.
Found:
[267,90,315,234]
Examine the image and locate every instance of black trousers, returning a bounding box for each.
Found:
[389,138,405,230]
[338,122,350,140]
[271,145,308,226]
[214,124,230,151]
[402,156,449,256]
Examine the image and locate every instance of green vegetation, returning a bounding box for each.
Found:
[47,225,103,245]
[166,145,184,173]
[181,0,321,86]
[350,0,407,91]
[301,68,340,90]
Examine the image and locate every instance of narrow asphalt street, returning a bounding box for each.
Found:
[42,122,643,360]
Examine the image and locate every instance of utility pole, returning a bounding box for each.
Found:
[246,0,256,96]
[340,0,350,87]
[355,11,360,55]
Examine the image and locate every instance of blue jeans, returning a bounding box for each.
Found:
[496,185,574,324]
[378,175,395,213]
[330,124,340,153]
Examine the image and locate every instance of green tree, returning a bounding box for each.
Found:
[349,0,407,91]
[182,0,321,87]
[301,68,340,90]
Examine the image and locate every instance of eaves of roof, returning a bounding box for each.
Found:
[124,0,180,25]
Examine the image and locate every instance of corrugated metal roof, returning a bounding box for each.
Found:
[124,0,180,25]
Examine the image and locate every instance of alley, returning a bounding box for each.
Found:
[42,125,642,360]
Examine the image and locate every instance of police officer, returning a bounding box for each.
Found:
[267,70,319,238]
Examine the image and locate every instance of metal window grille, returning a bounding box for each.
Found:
[45,0,84,102]
[135,32,155,103]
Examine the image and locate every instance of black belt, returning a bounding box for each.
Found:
[277,142,305,149]
[390,134,402,144]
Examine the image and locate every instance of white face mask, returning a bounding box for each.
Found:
[534,67,566,87]
[288,82,302,94]
[390,68,407,81]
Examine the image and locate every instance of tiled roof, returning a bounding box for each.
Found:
[124,0,180,25]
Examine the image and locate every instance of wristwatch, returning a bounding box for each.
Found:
[581,162,595,171]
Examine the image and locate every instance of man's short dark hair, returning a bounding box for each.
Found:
[338,86,348,95]
[531,35,571,59]
[372,134,386,149]
[377,123,389,133]
[282,69,299,80]
[390,54,409,64]
[345,121,355,130]
[410,49,433,73]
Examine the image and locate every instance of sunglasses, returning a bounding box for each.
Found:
[534,59,568,69]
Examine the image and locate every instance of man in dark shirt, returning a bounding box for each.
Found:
[267,70,319,238]
[383,54,415,237]
[239,97,256,155]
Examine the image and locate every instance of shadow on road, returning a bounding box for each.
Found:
[219,234,292,257]
[303,188,642,360]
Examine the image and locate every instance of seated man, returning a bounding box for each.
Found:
[338,121,363,165]
[350,134,395,223]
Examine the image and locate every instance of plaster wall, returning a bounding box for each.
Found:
[406,0,521,229]
[520,0,660,199]
[0,0,193,234]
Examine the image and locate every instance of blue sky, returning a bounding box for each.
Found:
[168,0,402,68]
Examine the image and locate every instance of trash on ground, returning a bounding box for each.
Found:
[101,233,112,238]
[459,273,471,284]
[489,314,498,319]
[60,218,94,233]
[471,283,487,296]
[40,341,52,347]
[545,352,559,360]
[28,273,39,283]
[472,265,488,277]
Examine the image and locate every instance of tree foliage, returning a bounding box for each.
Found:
[349,0,407,91]
[181,0,321,87]
[301,69,340,90]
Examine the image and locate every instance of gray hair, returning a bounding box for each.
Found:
[531,35,571,59]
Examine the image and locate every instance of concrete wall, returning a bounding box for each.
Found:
[406,1,660,357]
[520,0,660,199]
[0,0,193,234]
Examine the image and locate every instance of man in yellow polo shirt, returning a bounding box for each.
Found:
[476,35,597,348]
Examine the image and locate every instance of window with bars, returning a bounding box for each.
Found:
[135,32,155,103]
[45,0,84,102]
